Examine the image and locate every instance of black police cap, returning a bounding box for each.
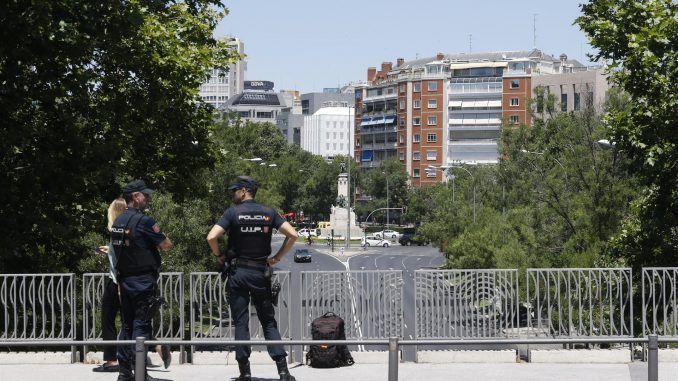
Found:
[227,176,258,192]
[122,180,155,196]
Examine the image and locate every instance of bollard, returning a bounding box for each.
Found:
[388,337,399,381]
[647,334,658,381]
[135,337,146,381]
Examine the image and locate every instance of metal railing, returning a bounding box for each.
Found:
[300,270,403,340]
[0,335,670,381]
[526,268,633,337]
[643,267,678,336]
[415,269,520,338]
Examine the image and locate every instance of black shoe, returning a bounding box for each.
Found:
[275,357,296,381]
[237,361,251,381]
[116,373,133,381]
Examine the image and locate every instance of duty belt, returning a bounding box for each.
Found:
[233,258,268,271]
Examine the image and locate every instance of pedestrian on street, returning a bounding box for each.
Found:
[112,180,173,381]
[206,175,298,381]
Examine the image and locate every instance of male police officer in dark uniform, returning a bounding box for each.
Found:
[112,180,173,381]
[206,176,298,381]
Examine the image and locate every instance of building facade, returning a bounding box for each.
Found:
[198,37,245,109]
[355,49,608,186]
[301,103,354,159]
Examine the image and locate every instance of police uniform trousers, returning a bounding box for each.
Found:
[228,266,287,363]
[117,273,156,369]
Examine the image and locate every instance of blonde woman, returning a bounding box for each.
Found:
[93,198,126,372]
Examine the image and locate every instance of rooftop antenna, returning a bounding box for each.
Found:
[533,13,538,48]
[468,34,472,53]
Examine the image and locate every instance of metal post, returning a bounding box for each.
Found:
[648,334,658,381]
[388,336,399,381]
[472,184,476,223]
[386,176,389,228]
[135,337,146,381]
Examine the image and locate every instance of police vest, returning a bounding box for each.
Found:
[111,210,161,277]
[227,203,276,260]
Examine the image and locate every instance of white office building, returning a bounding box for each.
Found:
[198,37,245,109]
[301,102,354,159]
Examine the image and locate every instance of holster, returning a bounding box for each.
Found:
[219,249,238,281]
[264,265,281,307]
[143,295,165,321]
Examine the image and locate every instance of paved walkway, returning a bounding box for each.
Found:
[1,362,677,381]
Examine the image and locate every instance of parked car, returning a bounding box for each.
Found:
[399,233,429,246]
[293,249,312,263]
[361,235,390,247]
[374,229,401,239]
[297,228,321,237]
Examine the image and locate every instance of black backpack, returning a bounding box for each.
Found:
[306,312,355,368]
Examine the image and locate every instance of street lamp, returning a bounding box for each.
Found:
[427,164,475,223]
[240,157,263,162]
[382,171,389,228]
[519,149,565,171]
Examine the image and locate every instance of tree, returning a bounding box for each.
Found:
[0,1,238,272]
[577,0,678,267]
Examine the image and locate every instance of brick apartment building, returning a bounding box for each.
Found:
[354,49,608,186]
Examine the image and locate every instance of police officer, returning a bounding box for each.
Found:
[112,180,173,381]
[206,176,298,381]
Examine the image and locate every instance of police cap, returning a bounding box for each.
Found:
[122,179,155,196]
[227,176,258,192]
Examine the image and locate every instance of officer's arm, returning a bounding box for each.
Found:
[206,225,226,258]
[268,221,297,266]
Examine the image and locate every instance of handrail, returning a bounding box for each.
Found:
[0,335,671,381]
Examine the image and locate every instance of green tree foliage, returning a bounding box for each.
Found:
[0,1,238,272]
[359,159,409,224]
[411,101,634,269]
[577,0,678,266]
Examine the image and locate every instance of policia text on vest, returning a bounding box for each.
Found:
[206,175,298,381]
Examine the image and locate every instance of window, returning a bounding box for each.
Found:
[340,132,344,140]
[510,98,519,107]
[413,134,421,143]
[399,84,406,93]
[427,116,437,126]
[428,99,437,109]
[413,151,421,160]
[426,169,437,178]
[427,133,437,143]
[509,115,519,124]
[413,117,421,126]
[413,82,421,92]
[426,150,437,161]
[399,118,405,127]
[510,79,520,89]
[574,93,580,111]
[399,152,405,160]
[561,94,568,112]
[399,100,405,110]
[399,135,404,144]
[356,138,360,147]
[333,132,337,139]
[413,169,420,178]
[428,81,438,91]
[413,100,421,109]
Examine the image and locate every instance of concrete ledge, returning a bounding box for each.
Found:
[530,349,630,363]
[417,350,516,363]
[0,352,74,364]
[659,348,678,362]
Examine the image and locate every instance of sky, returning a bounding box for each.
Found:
[216,0,597,94]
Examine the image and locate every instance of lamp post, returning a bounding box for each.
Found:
[427,164,475,223]
[519,149,565,171]
[382,171,389,228]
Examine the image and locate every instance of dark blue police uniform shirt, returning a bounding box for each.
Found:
[125,207,167,249]
[216,200,285,260]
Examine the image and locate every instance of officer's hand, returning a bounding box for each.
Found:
[216,253,226,265]
[267,256,281,266]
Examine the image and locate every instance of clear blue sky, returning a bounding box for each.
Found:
[216,0,596,94]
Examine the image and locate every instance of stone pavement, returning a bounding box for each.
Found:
[2,362,678,381]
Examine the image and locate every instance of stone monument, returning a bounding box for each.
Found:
[326,173,362,239]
